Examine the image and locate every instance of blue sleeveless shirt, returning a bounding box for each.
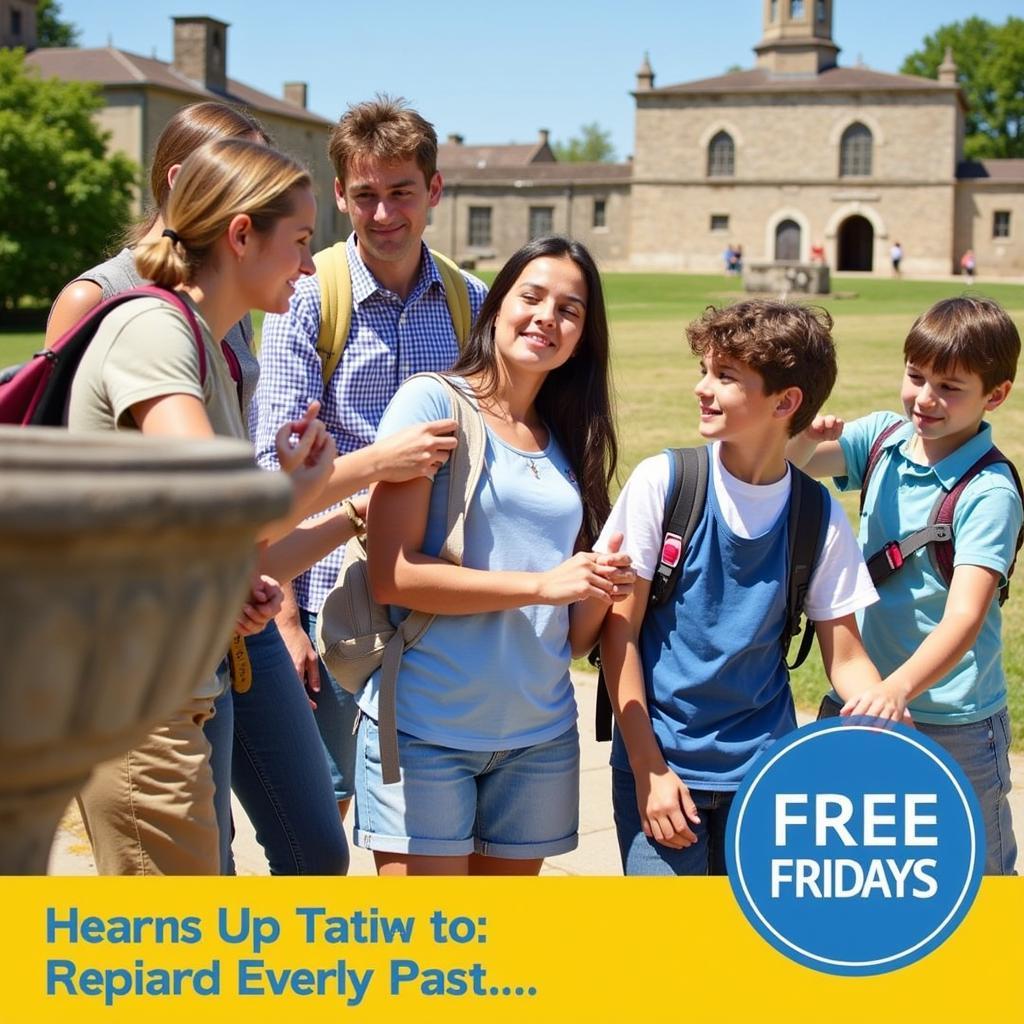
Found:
[611,452,797,790]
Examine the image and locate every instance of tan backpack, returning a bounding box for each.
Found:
[316,373,487,783]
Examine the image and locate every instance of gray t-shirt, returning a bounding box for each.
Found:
[72,248,261,425]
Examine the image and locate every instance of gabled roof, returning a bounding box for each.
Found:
[643,65,960,97]
[25,46,331,125]
[438,140,555,170]
[958,160,1024,183]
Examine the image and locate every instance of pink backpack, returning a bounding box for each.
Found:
[0,286,208,426]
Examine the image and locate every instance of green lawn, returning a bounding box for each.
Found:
[8,273,1024,745]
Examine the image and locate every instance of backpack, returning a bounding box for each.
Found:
[0,286,208,426]
[860,419,1024,604]
[315,372,487,783]
[312,240,473,387]
[593,446,829,741]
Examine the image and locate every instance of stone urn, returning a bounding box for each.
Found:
[0,427,293,873]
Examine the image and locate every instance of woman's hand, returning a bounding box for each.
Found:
[536,549,636,606]
[275,401,337,509]
[234,574,283,637]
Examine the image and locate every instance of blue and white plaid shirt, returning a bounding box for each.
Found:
[252,235,487,612]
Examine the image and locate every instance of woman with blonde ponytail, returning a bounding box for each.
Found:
[65,137,347,876]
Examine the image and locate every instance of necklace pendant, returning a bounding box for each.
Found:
[528,459,540,480]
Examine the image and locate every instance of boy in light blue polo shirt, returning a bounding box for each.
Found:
[790,296,1022,875]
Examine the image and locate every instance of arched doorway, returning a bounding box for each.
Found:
[774,219,801,261]
[837,215,874,271]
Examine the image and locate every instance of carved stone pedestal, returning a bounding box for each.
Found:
[0,428,292,873]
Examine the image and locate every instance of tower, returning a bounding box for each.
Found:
[753,0,839,75]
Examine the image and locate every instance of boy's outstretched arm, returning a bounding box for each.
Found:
[876,564,1001,707]
[601,582,701,849]
[786,414,848,478]
[568,533,637,657]
[817,613,906,722]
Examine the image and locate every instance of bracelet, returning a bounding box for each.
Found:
[340,498,366,536]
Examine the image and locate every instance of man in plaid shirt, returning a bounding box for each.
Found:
[250,97,487,821]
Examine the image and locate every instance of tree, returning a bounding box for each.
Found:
[552,122,617,163]
[36,0,80,48]
[901,16,1024,159]
[0,49,137,310]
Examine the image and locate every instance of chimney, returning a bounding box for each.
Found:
[538,128,550,146]
[635,52,654,92]
[446,133,464,145]
[938,46,958,85]
[172,16,229,93]
[284,82,308,108]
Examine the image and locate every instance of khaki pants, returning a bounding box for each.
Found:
[77,697,220,875]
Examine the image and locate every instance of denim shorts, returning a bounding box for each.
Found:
[354,716,580,859]
[818,695,1018,876]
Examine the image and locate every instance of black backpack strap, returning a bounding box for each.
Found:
[859,418,905,514]
[595,447,710,741]
[784,466,829,670]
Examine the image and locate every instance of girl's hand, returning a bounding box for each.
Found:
[536,549,636,606]
[635,767,701,849]
[235,574,283,636]
[595,534,636,603]
[275,401,336,475]
[367,419,459,483]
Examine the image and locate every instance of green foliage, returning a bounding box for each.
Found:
[0,49,137,310]
[36,0,79,48]
[552,122,616,163]
[901,16,1024,159]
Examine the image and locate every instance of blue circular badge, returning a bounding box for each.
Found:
[725,720,983,975]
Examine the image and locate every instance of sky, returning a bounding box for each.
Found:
[57,0,1022,161]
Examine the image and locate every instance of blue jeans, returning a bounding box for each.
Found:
[300,607,359,802]
[233,620,349,874]
[612,766,734,876]
[818,696,1018,876]
[202,682,235,874]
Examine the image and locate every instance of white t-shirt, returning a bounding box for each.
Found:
[596,443,877,622]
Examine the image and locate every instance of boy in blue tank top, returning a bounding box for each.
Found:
[598,301,901,876]
[789,296,1021,875]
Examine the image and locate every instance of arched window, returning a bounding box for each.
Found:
[770,0,778,20]
[790,0,805,17]
[840,122,873,177]
[708,131,735,177]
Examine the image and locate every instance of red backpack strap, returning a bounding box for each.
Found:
[859,418,905,514]
[929,446,1024,605]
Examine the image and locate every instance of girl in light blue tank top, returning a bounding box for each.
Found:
[355,236,634,876]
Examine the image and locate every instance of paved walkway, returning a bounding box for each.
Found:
[48,672,1024,876]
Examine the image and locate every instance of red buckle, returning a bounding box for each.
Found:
[661,532,683,569]
[884,541,904,571]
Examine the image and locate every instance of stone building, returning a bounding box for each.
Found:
[23,16,345,245]
[425,131,632,267]
[432,0,1022,277]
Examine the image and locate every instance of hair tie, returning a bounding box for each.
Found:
[161,228,181,244]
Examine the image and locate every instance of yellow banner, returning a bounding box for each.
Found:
[2,877,1021,1023]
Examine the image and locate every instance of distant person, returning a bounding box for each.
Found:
[961,249,976,280]
[790,296,1021,875]
[732,245,743,275]
[811,242,826,264]
[890,241,903,277]
[723,244,737,275]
